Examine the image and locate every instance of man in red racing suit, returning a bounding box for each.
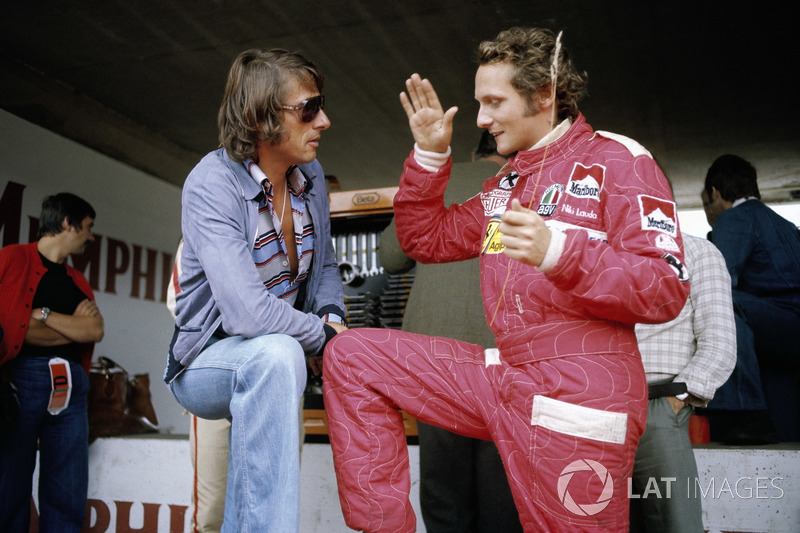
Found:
[323,28,689,533]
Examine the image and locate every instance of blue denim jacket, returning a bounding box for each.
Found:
[712,199,800,310]
[165,149,345,383]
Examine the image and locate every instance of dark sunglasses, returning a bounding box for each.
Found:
[280,95,325,122]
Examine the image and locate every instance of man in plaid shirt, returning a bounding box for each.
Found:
[630,232,736,532]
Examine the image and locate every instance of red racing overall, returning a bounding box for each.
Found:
[324,115,689,532]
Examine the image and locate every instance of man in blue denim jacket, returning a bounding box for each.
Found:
[165,49,346,532]
[702,154,800,442]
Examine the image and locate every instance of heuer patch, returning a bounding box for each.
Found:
[537,183,564,217]
[481,217,505,254]
[565,163,604,201]
[481,189,511,217]
[638,195,677,237]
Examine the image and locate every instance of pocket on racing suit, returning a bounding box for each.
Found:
[528,394,630,525]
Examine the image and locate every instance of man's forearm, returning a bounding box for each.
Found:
[24,317,73,346]
[31,307,104,344]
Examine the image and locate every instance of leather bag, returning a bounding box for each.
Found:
[88,356,159,442]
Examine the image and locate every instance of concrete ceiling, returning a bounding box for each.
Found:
[2,1,799,209]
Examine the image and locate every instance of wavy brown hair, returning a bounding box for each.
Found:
[477,27,588,121]
[217,48,324,163]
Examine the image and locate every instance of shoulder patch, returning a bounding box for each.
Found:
[638,195,678,237]
[594,130,653,159]
[655,234,681,253]
[662,252,690,282]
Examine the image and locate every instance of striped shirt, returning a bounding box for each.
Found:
[247,161,315,307]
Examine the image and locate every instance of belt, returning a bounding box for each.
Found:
[648,381,687,399]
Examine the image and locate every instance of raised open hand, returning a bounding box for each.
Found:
[399,73,458,153]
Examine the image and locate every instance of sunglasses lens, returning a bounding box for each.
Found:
[302,96,324,122]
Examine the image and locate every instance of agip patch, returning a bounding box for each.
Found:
[481,217,505,254]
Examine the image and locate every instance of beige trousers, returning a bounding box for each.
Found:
[188,397,305,532]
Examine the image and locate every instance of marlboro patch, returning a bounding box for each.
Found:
[565,163,604,201]
[638,195,678,237]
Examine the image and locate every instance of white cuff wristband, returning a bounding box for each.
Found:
[536,228,565,273]
[413,143,451,172]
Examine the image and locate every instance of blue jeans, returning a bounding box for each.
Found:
[169,334,306,533]
[0,356,89,533]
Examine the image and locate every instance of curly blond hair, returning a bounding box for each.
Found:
[477,27,588,121]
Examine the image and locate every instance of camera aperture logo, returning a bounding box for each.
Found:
[557,459,614,516]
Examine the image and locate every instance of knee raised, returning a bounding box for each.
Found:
[322,330,373,381]
[324,329,361,357]
[322,331,356,368]
[251,334,305,373]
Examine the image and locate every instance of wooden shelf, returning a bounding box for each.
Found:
[303,408,418,437]
[328,186,398,218]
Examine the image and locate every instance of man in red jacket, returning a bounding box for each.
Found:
[323,27,689,532]
[0,192,104,533]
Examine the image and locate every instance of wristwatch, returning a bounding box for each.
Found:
[40,307,50,323]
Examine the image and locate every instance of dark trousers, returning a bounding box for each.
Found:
[417,421,523,533]
[0,357,89,533]
[709,291,800,441]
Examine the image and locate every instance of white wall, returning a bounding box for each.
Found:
[1,109,188,434]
